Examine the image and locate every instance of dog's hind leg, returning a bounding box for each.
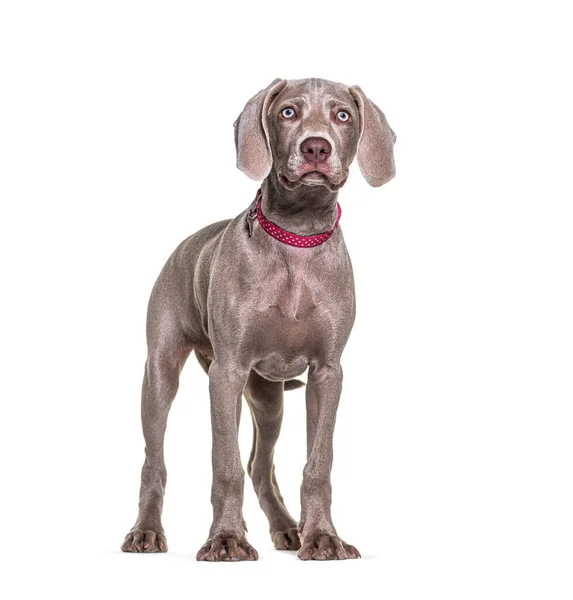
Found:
[121,322,192,553]
[245,372,300,550]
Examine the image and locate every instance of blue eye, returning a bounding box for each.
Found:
[281,107,296,119]
[337,111,350,122]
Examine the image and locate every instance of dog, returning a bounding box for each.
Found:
[121,77,396,561]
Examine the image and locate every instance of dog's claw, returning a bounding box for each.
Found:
[272,527,301,550]
[297,533,360,561]
[121,529,168,553]
[197,535,258,562]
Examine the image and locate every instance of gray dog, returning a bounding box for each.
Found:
[121,77,396,561]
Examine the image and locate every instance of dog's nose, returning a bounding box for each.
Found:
[300,137,331,164]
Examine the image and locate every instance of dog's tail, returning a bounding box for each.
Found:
[283,378,305,390]
[194,349,213,375]
[194,350,305,391]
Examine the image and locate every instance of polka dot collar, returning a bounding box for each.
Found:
[246,189,341,248]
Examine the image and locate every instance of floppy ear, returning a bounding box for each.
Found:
[349,85,397,187]
[233,78,288,180]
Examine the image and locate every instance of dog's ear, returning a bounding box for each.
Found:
[233,78,288,180]
[349,86,396,187]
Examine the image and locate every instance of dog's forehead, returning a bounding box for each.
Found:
[275,78,354,107]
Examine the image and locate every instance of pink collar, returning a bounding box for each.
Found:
[246,189,341,248]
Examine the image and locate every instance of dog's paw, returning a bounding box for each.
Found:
[196,535,259,562]
[272,527,301,550]
[121,529,168,553]
[297,532,360,561]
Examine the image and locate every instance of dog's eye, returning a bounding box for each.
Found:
[281,107,296,119]
[337,111,350,122]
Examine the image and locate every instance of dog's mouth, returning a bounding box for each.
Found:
[300,172,329,184]
[279,171,347,192]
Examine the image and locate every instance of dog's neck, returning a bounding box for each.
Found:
[261,170,340,237]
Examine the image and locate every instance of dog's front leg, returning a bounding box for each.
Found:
[196,360,258,561]
[298,363,361,560]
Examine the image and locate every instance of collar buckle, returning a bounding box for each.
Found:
[246,204,258,237]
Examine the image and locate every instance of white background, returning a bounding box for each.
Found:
[1,1,572,598]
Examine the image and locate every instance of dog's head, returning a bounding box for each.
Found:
[234,78,396,191]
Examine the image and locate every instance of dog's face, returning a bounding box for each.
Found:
[234,78,396,189]
[266,79,362,191]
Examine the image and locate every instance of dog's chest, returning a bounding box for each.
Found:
[256,253,324,321]
[267,273,315,321]
[250,268,343,381]
[248,250,350,356]
[212,233,355,378]
[251,273,324,380]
